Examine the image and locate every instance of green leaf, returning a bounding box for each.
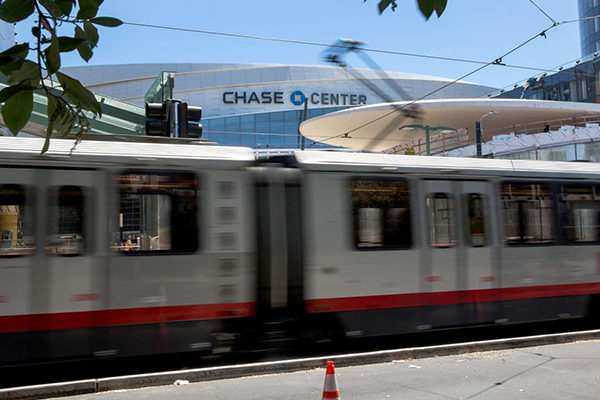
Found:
[41,125,52,154]
[83,20,98,47]
[0,44,28,75]
[0,43,29,59]
[433,0,447,17]
[0,84,35,104]
[76,0,99,19]
[55,0,74,16]
[377,0,393,14]
[0,60,24,76]
[7,60,40,86]
[38,0,63,17]
[417,0,435,19]
[56,71,102,116]
[58,36,86,52]
[44,36,61,75]
[0,0,34,23]
[74,26,93,61]
[31,26,41,38]
[47,95,75,135]
[1,90,33,134]
[90,16,122,27]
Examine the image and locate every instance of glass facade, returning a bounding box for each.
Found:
[496,57,600,103]
[579,0,600,58]
[202,106,349,149]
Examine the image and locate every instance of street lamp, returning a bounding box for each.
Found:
[476,111,498,158]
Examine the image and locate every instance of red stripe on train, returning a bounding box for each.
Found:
[0,302,255,333]
[305,282,600,313]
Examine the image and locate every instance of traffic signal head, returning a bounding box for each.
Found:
[177,102,202,138]
[145,102,171,137]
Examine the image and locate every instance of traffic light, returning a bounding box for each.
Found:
[177,102,202,138]
[145,101,171,137]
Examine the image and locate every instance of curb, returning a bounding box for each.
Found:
[2,329,599,399]
[0,379,96,400]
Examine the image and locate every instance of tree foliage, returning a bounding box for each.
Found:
[0,0,122,153]
[373,0,447,19]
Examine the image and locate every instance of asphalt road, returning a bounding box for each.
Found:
[54,339,600,400]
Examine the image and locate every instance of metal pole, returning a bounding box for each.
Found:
[301,98,308,150]
[173,102,178,138]
[476,120,482,158]
[425,125,431,156]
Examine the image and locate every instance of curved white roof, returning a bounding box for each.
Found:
[299,98,600,152]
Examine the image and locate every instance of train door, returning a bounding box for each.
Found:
[423,180,460,326]
[457,181,497,323]
[254,166,304,321]
[0,168,36,363]
[38,168,99,358]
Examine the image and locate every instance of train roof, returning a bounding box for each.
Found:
[0,136,255,166]
[292,150,600,179]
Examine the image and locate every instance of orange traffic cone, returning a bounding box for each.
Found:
[322,361,340,399]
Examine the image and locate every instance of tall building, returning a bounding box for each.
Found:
[579,0,600,58]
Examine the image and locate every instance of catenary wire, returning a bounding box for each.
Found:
[480,56,588,98]
[119,20,554,74]
[528,0,556,24]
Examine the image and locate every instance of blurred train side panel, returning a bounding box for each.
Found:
[0,136,599,365]
[0,137,257,363]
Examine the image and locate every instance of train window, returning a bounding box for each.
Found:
[351,179,411,249]
[466,194,487,247]
[46,186,86,256]
[501,183,555,244]
[0,184,35,256]
[113,172,198,253]
[427,193,457,248]
[559,185,600,243]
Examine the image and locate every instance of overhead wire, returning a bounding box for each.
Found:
[528,0,557,24]
[480,55,589,98]
[120,20,554,74]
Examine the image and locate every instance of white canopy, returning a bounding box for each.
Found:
[299,98,600,152]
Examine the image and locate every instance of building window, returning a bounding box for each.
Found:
[114,172,198,253]
[466,194,487,247]
[559,185,600,242]
[0,184,35,256]
[46,186,86,256]
[501,183,555,244]
[351,179,412,249]
[427,193,457,247]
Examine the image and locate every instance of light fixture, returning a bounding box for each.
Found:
[576,60,580,64]
[559,66,563,71]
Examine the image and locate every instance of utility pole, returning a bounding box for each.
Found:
[297,98,308,150]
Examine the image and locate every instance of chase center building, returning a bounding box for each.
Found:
[62,63,496,149]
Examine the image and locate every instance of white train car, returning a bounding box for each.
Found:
[295,151,600,337]
[0,137,257,363]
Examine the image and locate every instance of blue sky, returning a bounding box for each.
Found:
[17,1,581,90]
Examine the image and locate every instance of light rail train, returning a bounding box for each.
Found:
[0,136,599,364]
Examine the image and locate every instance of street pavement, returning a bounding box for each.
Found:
[59,340,600,399]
